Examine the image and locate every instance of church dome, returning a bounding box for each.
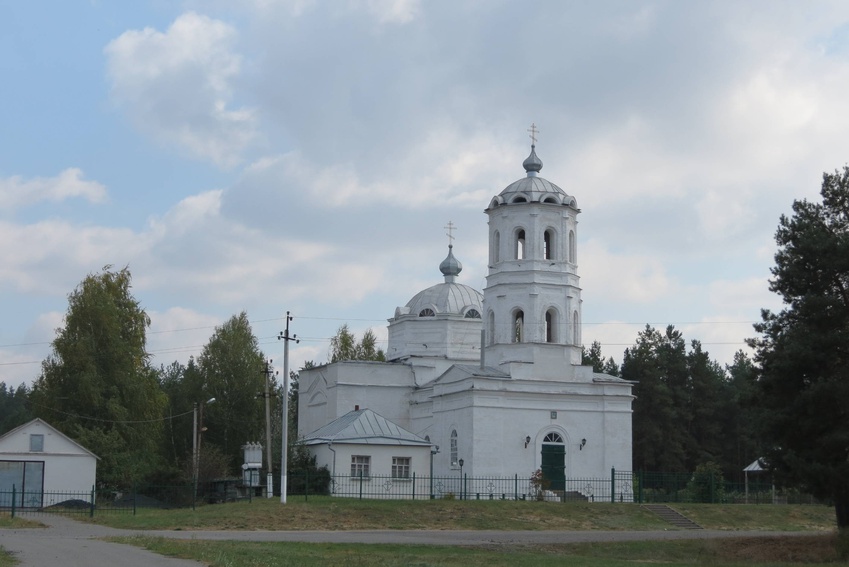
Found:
[404,282,483,318]
[396,244,483,319]
[488,145,577,209]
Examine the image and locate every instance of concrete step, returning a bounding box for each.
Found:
[642,504,703,529]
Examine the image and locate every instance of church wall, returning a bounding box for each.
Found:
[298,361,417,436]
[422,377,632,480]
[387,318,482,362]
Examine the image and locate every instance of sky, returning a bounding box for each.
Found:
[3,0,849,389]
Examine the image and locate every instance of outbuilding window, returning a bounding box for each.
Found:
[29,434,44,452]
[351,455,370,478]
[392,457,411,479]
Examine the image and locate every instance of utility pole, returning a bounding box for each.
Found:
[278,311,298,504]
[260,359,277,498]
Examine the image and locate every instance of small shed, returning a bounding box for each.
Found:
[302,408,432,498]
[743,458,773,504]
[0,418,98,507]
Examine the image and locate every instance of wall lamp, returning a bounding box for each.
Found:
[524,435,531,448]
[579,438,587,450]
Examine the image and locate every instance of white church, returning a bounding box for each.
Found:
[299,135,633,494]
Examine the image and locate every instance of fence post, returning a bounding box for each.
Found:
[90,485,95,518]
[610,468,616,503]
[11,485,15,518]
[514,473,518,500]
[412,471,416,500]
[359,470,363,500]
[638,471,643,504]
[463,474,467,501]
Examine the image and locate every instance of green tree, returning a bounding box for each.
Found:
[196,312,268,471]
[750,166,849,530]
[687,461,725,503]
[581,340,620,376]
[623,326,733,474]
[329,324,385,362]
[157,358,205,477]
[725,351,762,481]
[0,382,32,434]
[622,326,686,472]
[30,266,167,487]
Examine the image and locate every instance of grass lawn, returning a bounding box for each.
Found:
[82,496,838,532]
[111,534,849,566]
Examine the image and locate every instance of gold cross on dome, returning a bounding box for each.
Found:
[527,123,539,145]
[444,221,456,245]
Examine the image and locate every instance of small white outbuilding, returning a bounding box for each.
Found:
[0,418,98,507]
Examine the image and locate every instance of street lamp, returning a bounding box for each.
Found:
[429,445,440,500]
[193,397,216,500]
[458,458,464,501]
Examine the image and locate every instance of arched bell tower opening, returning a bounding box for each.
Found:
[482,130,583,374]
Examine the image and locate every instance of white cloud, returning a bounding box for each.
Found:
[0,218,140,295]
[0,169,106,211]
[364,0,420,24]
[104,12,256,168]
[581,239,675,304]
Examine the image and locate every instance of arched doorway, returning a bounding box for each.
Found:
[540,432,565,491]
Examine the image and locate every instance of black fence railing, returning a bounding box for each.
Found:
[0,470,823,517]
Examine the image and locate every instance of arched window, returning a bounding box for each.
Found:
[515,229,525,260]
[419,308,435,317]
[543,432,564,443]
[493,231,500,264]
[545,309,557,343]
[513,310,524,343]
[450,430,458,466]
[568,230,576,263]
[464,309,481,319]
[544,229,554,260]
[572,311,580,345]
[488,311,495,345]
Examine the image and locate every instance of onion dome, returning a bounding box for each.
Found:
[439,244,462,283]
[487,144,577,210]
[394,245,483,319]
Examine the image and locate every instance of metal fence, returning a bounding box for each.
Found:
[0,481,261,518]
[305,469,635,502]
[0,470,823,517]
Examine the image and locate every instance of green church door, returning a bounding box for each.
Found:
[540,433,565,491]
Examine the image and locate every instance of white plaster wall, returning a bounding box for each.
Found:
[0,421,97,498]
[388,317,482,362]
[299,362,416,435]
[483,202,583,366]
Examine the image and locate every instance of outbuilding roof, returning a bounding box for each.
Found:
[301,408,430,447]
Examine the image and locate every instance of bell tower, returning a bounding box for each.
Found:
[482,128,583,378]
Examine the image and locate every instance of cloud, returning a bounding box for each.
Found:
[0,169,106,211]
[0,218,140,295]
[104,12,256,168]
[580,238,675,304]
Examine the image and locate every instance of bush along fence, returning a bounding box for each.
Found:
[0,470,820,517]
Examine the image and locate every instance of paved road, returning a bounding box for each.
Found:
[0,513,820,567]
